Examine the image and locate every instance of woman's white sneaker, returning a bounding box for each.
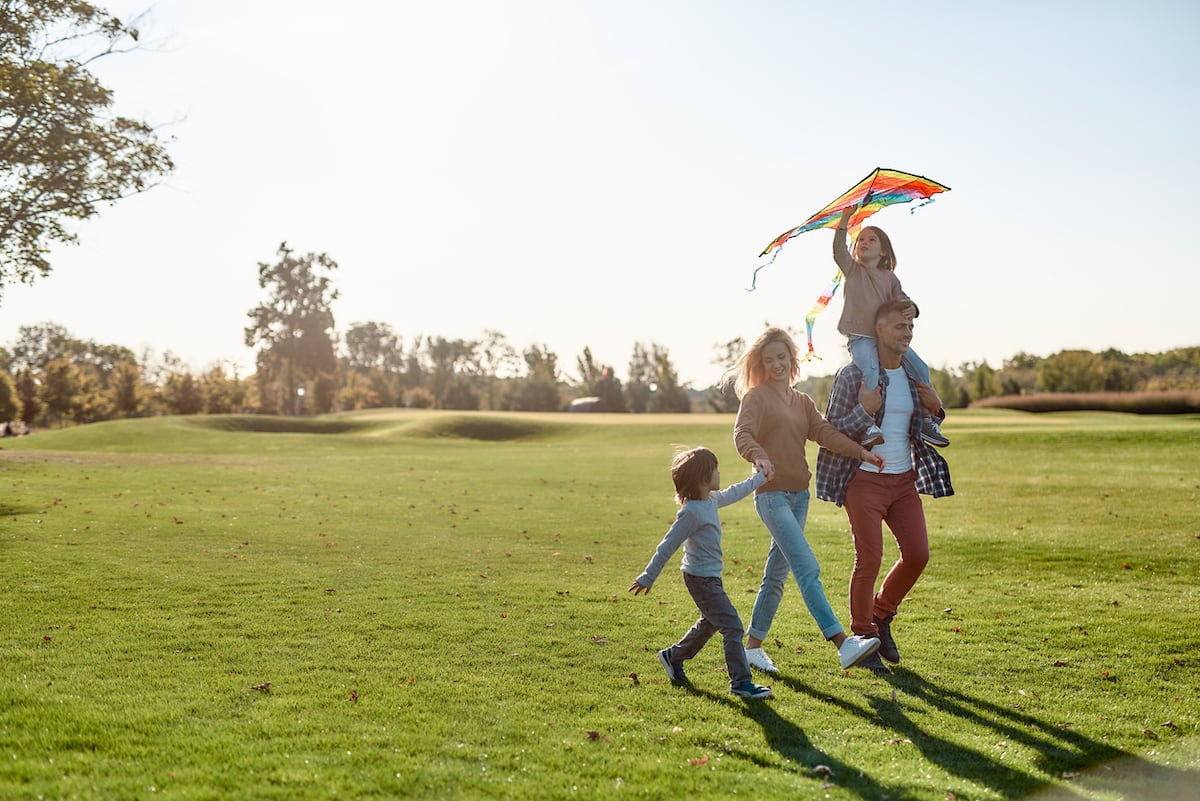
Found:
[744,647,779,673]
[838,635,881,669]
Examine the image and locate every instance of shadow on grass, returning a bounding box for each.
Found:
[747,668,1196,799]
[192,415,366,435]
[681,683,891,796]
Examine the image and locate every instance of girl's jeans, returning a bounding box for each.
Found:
[748,490,845,641]
[848,334,932,392]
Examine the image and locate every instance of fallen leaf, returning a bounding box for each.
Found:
[250,682,271,693]
[813,764,832,777]
[628,672,639,685]
[348,690,358,702]
[586,731,601,740]
[689,754,709,766]
[590,634,608,645]
[1161,720,1177,728]
[1053,660,1069,667]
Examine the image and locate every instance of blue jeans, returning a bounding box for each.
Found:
[749,491,844,641]
[848,334,932,392]
[671,572,751,688]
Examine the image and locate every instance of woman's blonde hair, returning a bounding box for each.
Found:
[724,327,800,399]
[671,446,718,504]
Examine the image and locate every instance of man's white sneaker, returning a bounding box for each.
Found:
[838,635,881,669]
[745,647,779,674]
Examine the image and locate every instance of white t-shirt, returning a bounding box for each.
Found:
[860,367,914,475]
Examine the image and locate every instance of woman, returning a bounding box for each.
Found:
[729,327,883,673]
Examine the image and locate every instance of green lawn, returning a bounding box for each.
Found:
[1,409,1197,800]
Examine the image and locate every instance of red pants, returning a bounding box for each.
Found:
[843,470,930,637]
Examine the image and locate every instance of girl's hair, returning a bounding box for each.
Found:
[724,327,800,399]
[671,447,718,504]
[858,225,897,271]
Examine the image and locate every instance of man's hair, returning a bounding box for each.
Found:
[875,298,918,324]
[671,447,718,504]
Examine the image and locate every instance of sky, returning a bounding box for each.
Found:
[1,0,1198,388]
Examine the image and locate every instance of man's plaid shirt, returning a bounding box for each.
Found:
[815,362,954,507]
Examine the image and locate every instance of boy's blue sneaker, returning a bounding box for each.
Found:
[657,648,687,683]
[730,681,774,700]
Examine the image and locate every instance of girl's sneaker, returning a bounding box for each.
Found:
[730,681,774,700]
[921,417,950,447]
[861,424,884,448]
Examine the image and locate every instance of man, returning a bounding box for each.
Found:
[815,299,954,674]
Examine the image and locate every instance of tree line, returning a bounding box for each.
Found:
[1,246,1195,428]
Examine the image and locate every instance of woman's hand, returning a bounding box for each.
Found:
[629,580,650,595]
[860,449,885,469]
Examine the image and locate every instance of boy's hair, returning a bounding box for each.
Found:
[859,225,897,271]
[671,447,718,504]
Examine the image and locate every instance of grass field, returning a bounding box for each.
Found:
[1,409,1197,800]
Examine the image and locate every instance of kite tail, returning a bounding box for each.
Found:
[801,270,844,361]
[747,250,781,291]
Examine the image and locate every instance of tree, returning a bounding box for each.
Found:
[343,321,403,374]
[14,368,38,425]
[245,243,338,415]
[626,342,689,413]
[161,371,203,415]
[107,360,143,417]
[504,345,562,411]
[706,337,744,413]
[625,342,654,413]
[1038,350,1107,393]
[473,329,518,411]
[0,370,20,422]
[39,357,87,424]
[201,365,245,414]
[647,345,690,413]
[424,336,475,409]
[8,322,75,371]
[0,2,174,297]
[967,360,999,401]
[575,347,626,412]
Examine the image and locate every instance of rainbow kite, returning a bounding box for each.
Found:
[749,167,950,360]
